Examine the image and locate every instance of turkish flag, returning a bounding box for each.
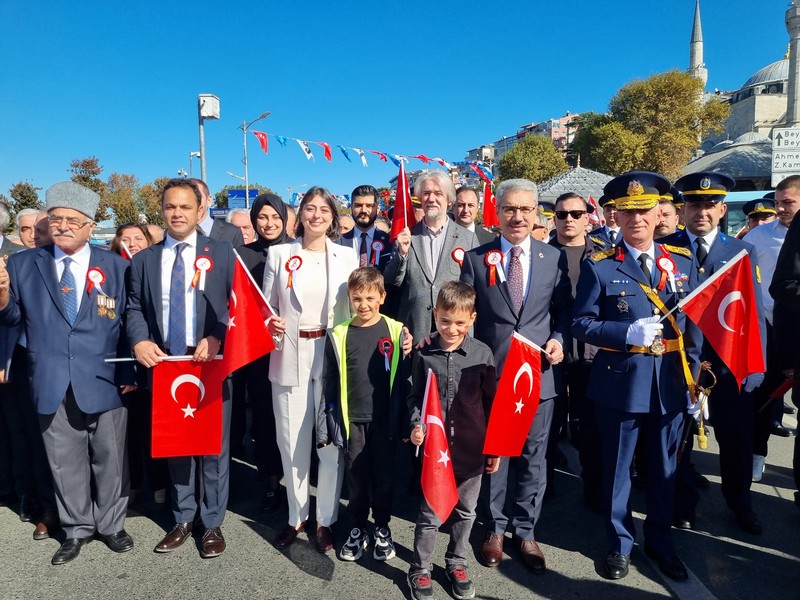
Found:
[317,142,332,162]
[483,332,542,456]
[679,249,765,385]
[587,195,602,228]
[420,369,458,522]
[119,241,133,261]
[151,359,227,458]
[222,255,276,375]
[252,130,269,154]
[390,160,417,243]
[482,181,499,228]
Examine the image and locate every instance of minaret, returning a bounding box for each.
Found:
[786,1,800,126]
[689,0,708,88]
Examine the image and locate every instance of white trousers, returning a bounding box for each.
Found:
[272,336,343,527]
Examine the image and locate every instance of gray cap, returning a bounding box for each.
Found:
[46,181,100,220]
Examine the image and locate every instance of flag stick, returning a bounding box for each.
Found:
[105,355,223,363]
[416,368,434,458]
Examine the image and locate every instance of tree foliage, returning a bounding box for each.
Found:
[8,181,44,215]
[496,134,569,183]
[106,173,140,227]
[214,183,277,208]
[138,177,170,227]
[69,156,110,221]
[570,70,730,179]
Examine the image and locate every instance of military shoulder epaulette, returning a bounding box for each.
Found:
[589,248,615,262]
[663,244,692,258]
[588,236,607,248]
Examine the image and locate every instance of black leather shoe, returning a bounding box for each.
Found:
[783,401,796,415]
[102,530,134,553]
[644,544,688,581]
[735,510,762,535]
[19,495,39,522]
[771,424,795,437]
[672,516,694,530]
[52,538,90,565]
[604,552,629,580]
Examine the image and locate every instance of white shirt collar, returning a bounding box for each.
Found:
[164,231,198,250]
[354,225,376,239]
[685,227,719,248]
[499,234,532,256]
[54,242,92,266]
[623,241,655,262]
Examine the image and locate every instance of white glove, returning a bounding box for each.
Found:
[742,373,764,393]
[687,395,709,422]
[625,316,664,347]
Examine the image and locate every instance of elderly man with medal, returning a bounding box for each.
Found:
[572,171,702,582]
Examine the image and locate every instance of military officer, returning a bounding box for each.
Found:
[572,171,701,582]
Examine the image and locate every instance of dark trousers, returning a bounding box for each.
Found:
[569,359,603,497]
[344,421,394,529]
[244,356,282,478]
[126,386,168,493]
[754,322,787,456]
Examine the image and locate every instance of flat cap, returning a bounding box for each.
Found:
[46,181,99,220]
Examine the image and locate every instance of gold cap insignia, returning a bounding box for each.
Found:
[700,177,711,190]
[627,180,644,197]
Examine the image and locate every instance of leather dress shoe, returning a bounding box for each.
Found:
[672,516,694,530]
[771,424,795,437]
[19,495,39,522]
[480,533,504,567]
[604,552,630,580]
[33,511,59,541]
[783,401,796,415]
[200,527,225,558]
[735,510,762,535]
[154,523,193,553]
[315,525,334,553]
[102,530,134,553]
[644,544,688,581]
[52,537,90,565]
[274,521,306,549]
[517,539,546,573]
[262,488,284,513]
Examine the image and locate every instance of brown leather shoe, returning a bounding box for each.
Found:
[274,521,307,549]
[315,525,334,553]
[33,511,59,541]
[481,533,504,567]
[518,539,546,573]
[154,523,192,553]
[200,527,225,558]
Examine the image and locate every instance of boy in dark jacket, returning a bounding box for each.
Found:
[317,267,409,562]
[407,281,498,600]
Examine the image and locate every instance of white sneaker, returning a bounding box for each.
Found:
[752,455,766,482]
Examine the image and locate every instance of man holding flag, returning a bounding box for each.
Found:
[572,171,701,581]
[126,178,235,559]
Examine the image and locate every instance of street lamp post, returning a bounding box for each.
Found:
[197,94,220,182]
[239,111,270,208]
[287,183,308,206]
[189,151,201,178]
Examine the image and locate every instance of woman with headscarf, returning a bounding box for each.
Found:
[237,193,293,513]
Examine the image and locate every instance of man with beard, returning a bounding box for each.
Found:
[655,198,680,238]
[338,185,392,271]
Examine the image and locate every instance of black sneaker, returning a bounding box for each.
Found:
[373,527,396,560]
[446,566,475,600]
[407,569,434,600]
[338,528,368,561]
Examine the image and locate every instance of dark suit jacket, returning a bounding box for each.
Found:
[126,235,234,351]
[474,225,496,246]
[460,237,573,400]
[337,228,393,271]
[771,214,800,367]
[210,218,244,247]
[0,237,24,257]
[0,245,133,414]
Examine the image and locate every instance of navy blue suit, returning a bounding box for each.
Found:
[337,228,393,271]
[572,243,701,557]
[126,234,234,529]
[658,228,766,519]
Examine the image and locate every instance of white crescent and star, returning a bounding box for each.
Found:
[717,291,743,333]
[512,362,534,414]
[171,375,206,419]
[422,414,452,467]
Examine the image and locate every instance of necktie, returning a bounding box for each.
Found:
[60,257,78,325]
[508,246,524,313]
[609,230,617,244]
[695,237,708,266]
[359,232,368,268]
[168,242,188,356]
[638,253,652,286]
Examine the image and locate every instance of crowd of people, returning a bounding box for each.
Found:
[0,168,798,600]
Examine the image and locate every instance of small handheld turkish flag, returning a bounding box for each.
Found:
[390,160,417,243]
[482,181,500,228]
[483,332,542,457]
[151,358,227,458]
[419,369,459,522]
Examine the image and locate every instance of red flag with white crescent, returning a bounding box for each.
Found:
[151,359,227,458]
[252,130,269,154]
[482,181,499,228]
[483,332,542,456]
[420,369,458,522]
[678,249,765,385]
[390,160,417,243]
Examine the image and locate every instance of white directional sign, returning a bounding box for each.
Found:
[772,127,800,186]
[773,128,800,149]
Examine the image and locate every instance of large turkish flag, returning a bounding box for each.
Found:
[151,359,226,458]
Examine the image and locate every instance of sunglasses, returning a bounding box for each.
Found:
[554,210,587,220]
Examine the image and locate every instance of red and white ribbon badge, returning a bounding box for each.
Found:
[87,267,106,296]
[451,247,465,268]
[192,256,214,291]
[656,245,677,292]
[378,337,394,371]
[370,240,384,266]
[285,255,302,289]
[485,250,504,286]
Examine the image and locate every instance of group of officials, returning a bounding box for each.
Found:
[0,166,795,591]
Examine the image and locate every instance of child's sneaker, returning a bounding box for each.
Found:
[338,528,369,561]
[407,569,434,600]
[446,566,475,600]
[373,527,396,560]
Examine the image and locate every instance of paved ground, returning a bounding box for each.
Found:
[1,409,798,600]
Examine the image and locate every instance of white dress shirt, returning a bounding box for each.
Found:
[350,226,377,262]
[198,215,214,237]
[54,243,91,310]
[499,234,532,299]
[624,241,656,281]
[161,232,198,347]
[743,219,788,324]
[684,227,719,252]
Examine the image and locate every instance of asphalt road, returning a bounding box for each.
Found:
[1,410,798,600]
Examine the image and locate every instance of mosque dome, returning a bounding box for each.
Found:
[742,59,788,89]
[731,131,771,145]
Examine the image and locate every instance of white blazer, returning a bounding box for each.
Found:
[263,237,358,387]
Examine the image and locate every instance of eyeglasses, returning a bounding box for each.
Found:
[48,216,92,229]
[554,210,587,220]
[500,205,536,216]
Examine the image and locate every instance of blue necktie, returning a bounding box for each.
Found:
[168,243,188,355]
[60,257,78,325]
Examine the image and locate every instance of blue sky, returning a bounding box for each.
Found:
[0,0,790,207]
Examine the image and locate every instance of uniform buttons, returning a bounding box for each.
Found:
[654,308,660,315]
[607,365,611,370]
[619,291,626,297]
[698,267,705,274]
[69,354,74,360]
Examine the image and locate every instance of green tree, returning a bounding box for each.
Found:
[584,122,648,176]
[69,156,110,221]
[106,173,140,227]
[214,183,277,208]
[497,134,569,184]
[8,181,44,216]
[138,176,170,227]
[569,112,612,166]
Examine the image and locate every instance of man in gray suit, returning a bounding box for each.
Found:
[189,178,245,247]
[384,171,479,343]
